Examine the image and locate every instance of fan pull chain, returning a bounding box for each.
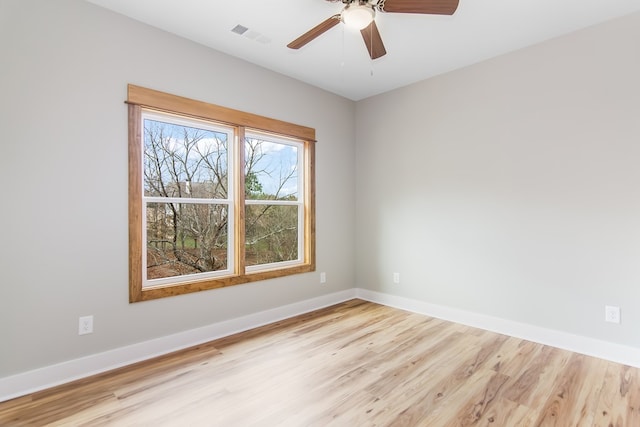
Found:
[341,23,345,69]
[370,23,374,77]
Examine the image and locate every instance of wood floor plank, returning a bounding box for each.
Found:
[502,345,572,410]
[592,363,640,427]
[488,339,544,378]
[476,398,538,427]
[1,299,639,426]
[443,371,511,426]
[533,353,608,426]
[380,334,510,426]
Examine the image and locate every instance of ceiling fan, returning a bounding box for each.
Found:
[287,0,460,60]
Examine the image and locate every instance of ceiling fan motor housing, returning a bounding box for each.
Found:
[328,0,380,7]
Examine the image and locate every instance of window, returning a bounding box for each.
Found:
[128,85,315,302]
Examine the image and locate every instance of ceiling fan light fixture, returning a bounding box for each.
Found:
[341,4,375,30]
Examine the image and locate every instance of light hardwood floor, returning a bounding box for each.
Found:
[1,299,639,426]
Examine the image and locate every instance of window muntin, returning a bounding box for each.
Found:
[127,84,316,302]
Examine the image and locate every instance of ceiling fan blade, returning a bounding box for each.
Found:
[360,20,386,60]
[379,0,459,15]
[287,15,341,49]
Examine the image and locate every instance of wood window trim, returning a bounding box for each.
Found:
[127,85,316,302]
[127,85,316,142]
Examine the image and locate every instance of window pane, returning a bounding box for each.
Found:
[146,202,229,281]
[245,137,298,201]
[245,205,299,266]
[143,119,229,199]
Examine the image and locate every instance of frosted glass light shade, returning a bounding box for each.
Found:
[342,4,375,30]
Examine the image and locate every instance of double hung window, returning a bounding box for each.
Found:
[127,85,315,302]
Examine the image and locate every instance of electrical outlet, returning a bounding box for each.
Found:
[79,315,94,335]
[605,306,621,324]
[393,272,400,284]
[320,272,326,283]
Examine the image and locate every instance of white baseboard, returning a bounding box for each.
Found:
[4,287,639,403]
[355,288,640,368]
[0,289,357,403]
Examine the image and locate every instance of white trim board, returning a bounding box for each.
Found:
[355,288,640,369]
[0,289,357,403]
[3,287,640,403]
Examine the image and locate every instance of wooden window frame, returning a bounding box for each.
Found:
[128,85,316,302]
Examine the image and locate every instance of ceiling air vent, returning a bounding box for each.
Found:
[231,24,271,45]
[231,24,249,35]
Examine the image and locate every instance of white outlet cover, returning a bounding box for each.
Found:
[605,306,621,324]
[79,315,94,335]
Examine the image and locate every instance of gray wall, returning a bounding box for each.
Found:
[0,0,356,377]
[355,12,640,348]
[3,0,640,380]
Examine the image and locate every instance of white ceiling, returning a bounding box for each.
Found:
[87,0,640,101]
